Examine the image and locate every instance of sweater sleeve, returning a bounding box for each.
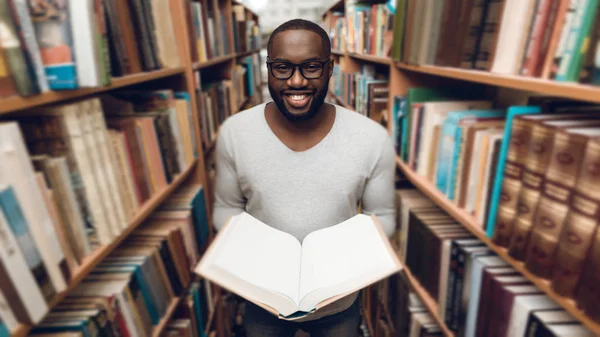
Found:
[361,134,397,238]
[212,123,246,231]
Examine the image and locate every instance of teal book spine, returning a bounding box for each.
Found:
[191,284,208,337]
[192,187,209,249]
[446,110,507,199]
[436,116,457,193]
[485,106,542,237]
[0,320,8,337]
[133,268,160,324]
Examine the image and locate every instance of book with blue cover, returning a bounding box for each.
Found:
[485,106,542,237]
[435,110,505,196]
[445,111,507,200]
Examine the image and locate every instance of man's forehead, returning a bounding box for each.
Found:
[270,30,325,61]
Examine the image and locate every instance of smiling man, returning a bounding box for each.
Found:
[212,19,396,337]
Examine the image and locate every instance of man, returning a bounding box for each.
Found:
[212,18,396,337]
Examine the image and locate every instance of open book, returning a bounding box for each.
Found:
[194,212,402,319]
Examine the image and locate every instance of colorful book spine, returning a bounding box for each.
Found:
[486,106,542,238]
[29,0,77,89]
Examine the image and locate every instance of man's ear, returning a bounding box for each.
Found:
[328,58,334,77]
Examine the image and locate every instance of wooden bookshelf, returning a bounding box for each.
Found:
[395,62,600,104]
[11,161,197,337]
[396,157,600,335]
[0,67,185,115]
[194,54,237,70]
[204,296,221,335]
[402,266,455,337]
[237,49,261,58]
[152,296,186,337]
[348,52,392,65]
[332,49,345,56]
[361,307,376,337]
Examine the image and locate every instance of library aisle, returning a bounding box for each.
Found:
[5,0,600,337]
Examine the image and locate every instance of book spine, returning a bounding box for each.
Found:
[113,0,142,73]
[29,0,77,89]
[525,130,588,277]
[0,123,67,293]
[574,227,600,316]
[10,0,48,92]
[69,0,100,87]
[141,0,161,68]
[494,118,532,246]
[0,0,37,96]
[552,137,600,296]
[521,0,557,76]
[0,197,48,324]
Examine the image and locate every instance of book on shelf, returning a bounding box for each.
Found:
[0,179,210,337]
[195,212,402,320]
[0,0,181,98]
[392,187,597,336]
[384,0,600,84]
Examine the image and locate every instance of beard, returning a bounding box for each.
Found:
[268,77,330,122]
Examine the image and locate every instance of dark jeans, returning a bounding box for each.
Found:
[243,298,361,337]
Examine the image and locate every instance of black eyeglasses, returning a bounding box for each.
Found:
[266,57,331,80]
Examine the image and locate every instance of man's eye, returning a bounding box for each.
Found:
[274,64,291,70]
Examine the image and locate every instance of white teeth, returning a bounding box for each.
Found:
[289,94,307,101]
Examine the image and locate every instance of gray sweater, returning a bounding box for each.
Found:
[212,102,397,320]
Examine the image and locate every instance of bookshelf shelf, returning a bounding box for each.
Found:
[0,67,185,115]
[237,49,261,58]
[332,50,345,56]
[402,265,455,337]
[395,62,600,104]
[194,54,237,70]
[152,296,186,337]
[10,161,197,337]
[348,53,392,65]
[396,157,600,335]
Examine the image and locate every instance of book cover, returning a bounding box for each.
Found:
[29,0,77,89]
[485,106,542,238]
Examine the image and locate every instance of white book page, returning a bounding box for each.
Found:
[212,213,302,305]
[297,215,398,311]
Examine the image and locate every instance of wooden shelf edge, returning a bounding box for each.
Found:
[11,160,197,337]
[396,157,600,335]
[348,52,392,65]
[236,49,261,58]
[332,50,345,56]
[395,62,600,104]
[402,266,455,337]
[0,67,185,115]
[194,54,236,70]
[152,296,185,337]
[361,306,375,337]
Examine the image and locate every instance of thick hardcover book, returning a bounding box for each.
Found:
[195,212,402,320]
[525,127,600,278]
[485,106,541,238]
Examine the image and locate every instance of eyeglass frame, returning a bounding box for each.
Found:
[265,56,333,80]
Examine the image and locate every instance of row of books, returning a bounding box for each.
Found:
[393,86,600,314]
[0,178,211,336]
[161,280,212,337]
[0,0,181,97]
[389,0,600,83]
[339,1,396,58]
[0,91,209,332]
[185,0,230,63]
[330,64,390,124]
[232,5,261,54]
[394,187,596,337]
[195,53,261,151]
[185,0,261,64]
[16,192,211,336]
